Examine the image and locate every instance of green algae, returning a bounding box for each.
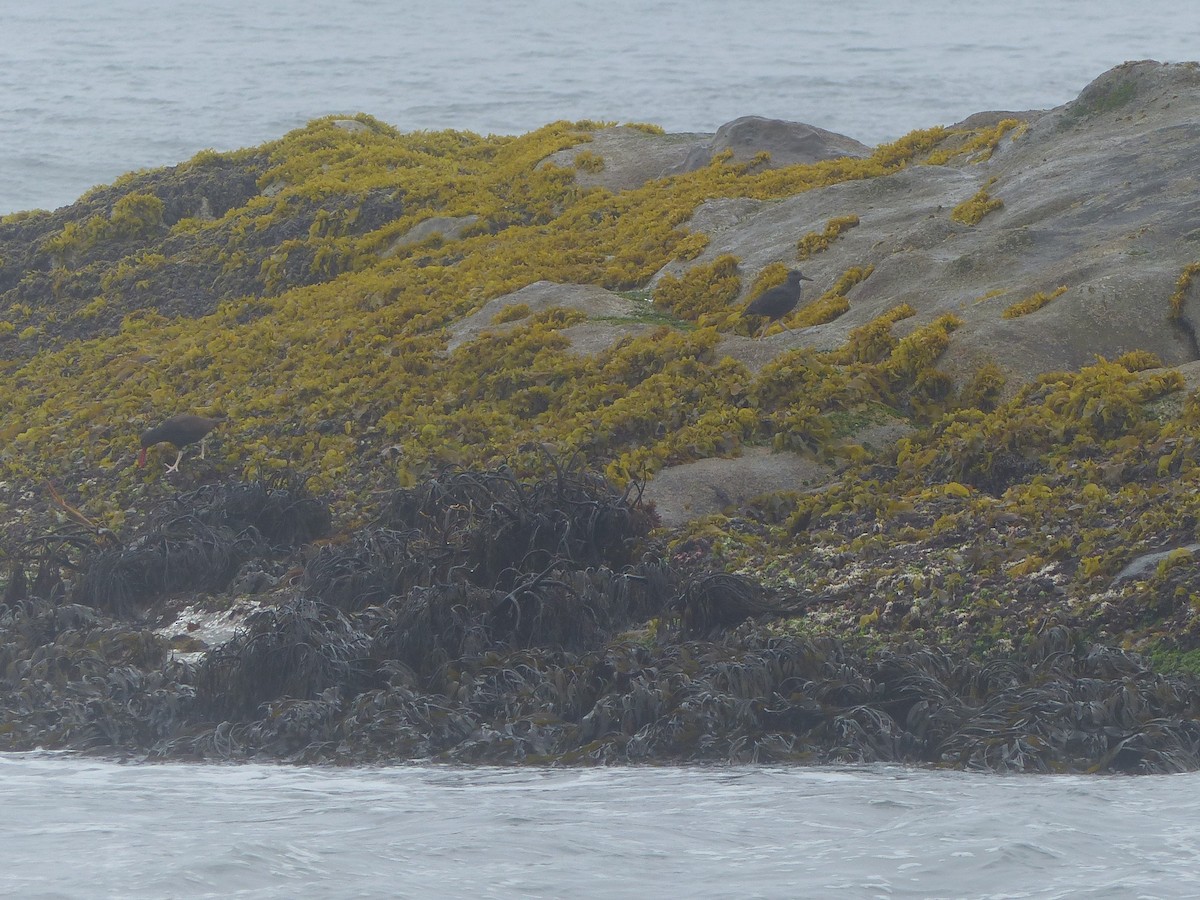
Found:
[1066,79,1138,123]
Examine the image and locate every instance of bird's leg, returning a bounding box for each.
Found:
[198,435,207,460]
[164,449,184,474]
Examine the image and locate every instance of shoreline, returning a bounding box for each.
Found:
[4,467,1199,774]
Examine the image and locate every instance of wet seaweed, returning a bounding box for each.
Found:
[0,596,191,753]
[4,524,94,606]
[76,515,255,617]
[304,528,432,612]
[493,625,1200,772]
[9,464,1200,774]
[194,597,373,721]
[371,581,496,682]
[3,561,27,605]
[375,459,654,587]
[672,572,783,636]
[67,477,330,617]
[176,475,332,549]
[8,576,1200,772]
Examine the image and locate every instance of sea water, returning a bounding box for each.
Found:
[1,0,1196,214]
[3,753,1200,899]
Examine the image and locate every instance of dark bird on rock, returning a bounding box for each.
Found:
[137,414,222,473]
[744,269,813,337]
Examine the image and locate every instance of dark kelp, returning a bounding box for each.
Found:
[4,463,1200,773]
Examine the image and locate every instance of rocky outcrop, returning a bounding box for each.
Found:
[483,63,1196,521]
[446,280,660,353]
[551,61,1200,391]
[383,213,480,256]
[9,65,1200,774]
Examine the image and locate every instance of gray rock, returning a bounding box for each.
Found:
[541,117,869,193]
[446,280,658,353]
[384,214,480,256]
[542,126,711,192]
[1113,544,1200,584]
[672,116,872,173]
[331,118,372,134]
[642,447,836,528]
[228,562,280,595]
[639,60,1200,392]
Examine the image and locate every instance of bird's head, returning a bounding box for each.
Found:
[789,270,813,284]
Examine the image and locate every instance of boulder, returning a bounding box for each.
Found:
[542,116,870,193]
[642,447,835,528]
[672,115,872,172]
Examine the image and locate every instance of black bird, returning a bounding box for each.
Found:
[743,269,813,338]
[137,414,222,473]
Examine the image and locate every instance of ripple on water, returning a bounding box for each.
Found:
[5,757,1200,898]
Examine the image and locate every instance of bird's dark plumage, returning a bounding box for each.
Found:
[744,269,813,336]
[137,414,222,472]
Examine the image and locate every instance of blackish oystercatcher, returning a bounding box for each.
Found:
[744,269,813,338]
[137,414,221,473]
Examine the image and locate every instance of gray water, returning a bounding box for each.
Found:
[2,0,1197,214]
[3,753,1200,899]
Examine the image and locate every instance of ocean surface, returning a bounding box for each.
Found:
[1,0,1197,215]
[4,753,1200,900]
